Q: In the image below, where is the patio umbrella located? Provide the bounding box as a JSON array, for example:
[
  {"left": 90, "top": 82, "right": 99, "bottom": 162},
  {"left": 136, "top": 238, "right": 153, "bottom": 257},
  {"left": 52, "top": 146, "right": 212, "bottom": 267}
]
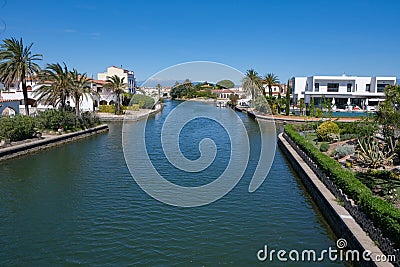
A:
[
  {"left": 331, "top": 97, "right": 335, "bottom": 105},
  {"left": 347, "top": 98, "right": 351, "bottom": 105},
  {"left": 365, "top": 98, "right": 369, "bottom": 106}
]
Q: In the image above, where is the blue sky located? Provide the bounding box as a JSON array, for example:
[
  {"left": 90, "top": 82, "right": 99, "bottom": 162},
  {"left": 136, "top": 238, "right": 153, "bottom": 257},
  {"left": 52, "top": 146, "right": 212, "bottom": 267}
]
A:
[{"left": 1, "top": 0, "right": 399, "bottom": 82}]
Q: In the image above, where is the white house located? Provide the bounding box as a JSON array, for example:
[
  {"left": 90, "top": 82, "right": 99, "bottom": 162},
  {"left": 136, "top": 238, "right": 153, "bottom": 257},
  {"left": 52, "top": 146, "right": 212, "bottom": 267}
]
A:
[
  {"left": 97, "top": 66, "right": 136, "bottom": 93},
  {"left": 262, "top": 84, "right": 284, "bottom": 96},
  {"left": 0, "top": 79, "right": 100, "bottom": 115},
  {"left": 291, "top": 75, "right": 396, "bottom": 109}
]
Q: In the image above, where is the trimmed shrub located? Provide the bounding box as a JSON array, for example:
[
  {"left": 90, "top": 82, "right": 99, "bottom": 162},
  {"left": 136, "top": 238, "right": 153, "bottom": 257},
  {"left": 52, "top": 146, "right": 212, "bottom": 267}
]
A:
[
  {"left": 319, "top": 142, "right": 330, "bottom": 152},
  {"left": 284, "top": 124, "right": 400, "bottom": 248},
  {"left": 317, "top": 121, "right": 340, "bottom": 141},
  {"left": 99, "top": 105, "right": 115, "bottom": 113},
  {"left": 125, "top": 104, "right": 140, "bottom": 111}
]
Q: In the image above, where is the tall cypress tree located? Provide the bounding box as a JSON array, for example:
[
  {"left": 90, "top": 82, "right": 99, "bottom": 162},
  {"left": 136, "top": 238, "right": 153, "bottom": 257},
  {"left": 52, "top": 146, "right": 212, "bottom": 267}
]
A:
[
  {"left": 285, "top": 80, "right": 291, "bottom": 116},
  {"left": 311, "top": 97, "right": 315, "bottom": 117}
]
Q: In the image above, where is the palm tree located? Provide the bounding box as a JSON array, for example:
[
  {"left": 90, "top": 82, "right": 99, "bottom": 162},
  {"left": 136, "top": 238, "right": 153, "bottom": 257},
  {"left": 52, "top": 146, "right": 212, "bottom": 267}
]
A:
[
  {"left": 106, "top": 75, "right": 126, "bottom": 114},
  {"left": 0, "top": 37, "right": 42, "bottom": 115},
  {"left": 264, "top": 73, "right": 279, "bottom": 99},
  {"left": 69, "top": 69, "right": 96, "bottom": 117},
  {"left": 242, "top": 69, "right": 263, "bottom": 100},
  {"left": 35, "top": 63, "right": 71, "bottom": 110}
]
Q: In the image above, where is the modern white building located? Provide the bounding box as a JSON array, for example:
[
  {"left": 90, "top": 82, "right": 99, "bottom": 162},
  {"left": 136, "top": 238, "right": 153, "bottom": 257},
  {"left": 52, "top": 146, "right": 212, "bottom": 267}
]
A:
[
  {"left": 97, "top": 66, "right": 136, "bottom": 93},
  {"left": 291, "top": 75, "right": 396, "bottom": 109}
]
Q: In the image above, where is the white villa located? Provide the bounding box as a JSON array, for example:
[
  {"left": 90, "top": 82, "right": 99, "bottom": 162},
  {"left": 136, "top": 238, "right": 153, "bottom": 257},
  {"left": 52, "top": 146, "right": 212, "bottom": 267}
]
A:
[
  {"left": 262, "top": 83, "right": 287, "bottom": 96},
  {"left": 291, "top": 75, "right": 396, "bottom": 109},
  {"left": 0, "top": 65, "right": 139, "bottom": 116},
  {"left": 97, "top": 66, "right": 136, "bottom": 93},
  {"left": 0, "top": 79, "right": 100, "bottom": 115}
]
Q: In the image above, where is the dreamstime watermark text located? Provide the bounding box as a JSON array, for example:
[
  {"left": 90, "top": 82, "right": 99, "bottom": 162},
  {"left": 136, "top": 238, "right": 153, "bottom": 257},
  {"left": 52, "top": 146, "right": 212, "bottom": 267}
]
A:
[{"left": 257, "top": 238, "right": 397, "bottom": 263}]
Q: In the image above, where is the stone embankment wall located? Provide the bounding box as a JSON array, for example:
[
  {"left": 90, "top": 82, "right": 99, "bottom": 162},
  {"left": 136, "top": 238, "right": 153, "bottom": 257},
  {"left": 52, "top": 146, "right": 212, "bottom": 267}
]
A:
[
  {"left": 278, "top": 133, "right": 394, "bottom": 267},
  {"left": 0, "top": 125, "right": 109, "bottom": 162}
]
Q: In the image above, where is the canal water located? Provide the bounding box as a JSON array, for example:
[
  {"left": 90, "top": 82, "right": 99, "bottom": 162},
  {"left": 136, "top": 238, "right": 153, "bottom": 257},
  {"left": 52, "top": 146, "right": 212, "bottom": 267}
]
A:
[{"left": 0, "top": 100, "right": 343, "bottom": 266}]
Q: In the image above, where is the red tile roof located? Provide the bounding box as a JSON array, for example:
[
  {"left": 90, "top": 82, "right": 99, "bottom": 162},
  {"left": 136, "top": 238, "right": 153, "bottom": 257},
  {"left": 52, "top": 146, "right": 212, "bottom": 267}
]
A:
[
  {"left": 92, "top": 79, "right": 107, "bottom": 85},
  {"left": 212, "top": 89, "right": 234, "bottom": 93}
]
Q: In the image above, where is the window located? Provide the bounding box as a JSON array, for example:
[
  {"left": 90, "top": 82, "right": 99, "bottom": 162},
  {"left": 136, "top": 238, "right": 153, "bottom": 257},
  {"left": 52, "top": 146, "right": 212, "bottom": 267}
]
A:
[
  {"left": 327, "top": 83, "right": 339, "bottom": 92},
  {"left": 315, "top": 83, "right": 319, "bottom": 92},
  {"left": 347, "top": 83, "right": 352, "bottom": 92},
  {"left": 366, "top": 84, "right": 370, "bottom": 92},
  {"left": 377, "top": 84, "right": 386, "bottom": 93}
]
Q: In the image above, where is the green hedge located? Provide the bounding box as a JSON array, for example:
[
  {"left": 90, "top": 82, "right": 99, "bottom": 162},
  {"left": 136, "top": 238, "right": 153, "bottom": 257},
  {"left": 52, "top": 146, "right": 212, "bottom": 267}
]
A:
[
  {"left": 99, "top": 105, "right": 115, "bottom": 113},
  {"left": 284, "top": 124, "right": 400, "bottom": 248}
]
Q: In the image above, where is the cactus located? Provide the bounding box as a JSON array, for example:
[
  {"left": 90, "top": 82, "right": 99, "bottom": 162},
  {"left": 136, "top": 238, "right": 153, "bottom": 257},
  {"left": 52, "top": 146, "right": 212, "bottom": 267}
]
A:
[{"left": 357, "top": 137, "right": 395, "bottom": 168}]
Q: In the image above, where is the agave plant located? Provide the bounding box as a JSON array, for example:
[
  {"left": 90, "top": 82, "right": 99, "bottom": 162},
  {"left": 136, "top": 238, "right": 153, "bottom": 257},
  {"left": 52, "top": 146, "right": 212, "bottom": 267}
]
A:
[{"left": 357, "top": 137, "right": 395, "bottom": 168}]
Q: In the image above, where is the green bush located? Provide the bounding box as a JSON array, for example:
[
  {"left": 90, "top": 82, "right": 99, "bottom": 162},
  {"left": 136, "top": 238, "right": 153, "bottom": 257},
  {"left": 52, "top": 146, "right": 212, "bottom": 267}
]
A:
[
  {"left": 317, "top": 121, "right": 340, "bottom": 141},
  {"left": 216, "top": 79, "right": 235, "bottom": 89},
  {"left": 125, "top": 104, "right": 140, "bottom": 111},
  {"left": 334, "top": 145, "right": 354, "bottom": 158},
  {"left": 36, "top": 109, "right": 99, "bottom": 131},
  {"left": 79, "top": 111, "right": 100, "bottom": 129},
  {"left": 315, "top": 108, "right": 323, "bottom": 118},
  {"left": 0, "top": 110, "right": 100, "bottom": 142},
  {"left": 291, "top": 122, "right": 318, "bottom": 132},
  {"left": 130, "top": 94, "right": 155, "bottom": 109},
  {"left": 340, "top": 133, "right": 358, "bottom": 141},
  {"left": 36, "top": 109, "right": 78, "bottom": 131},
  {"left": 337, "top": 122, "right": 358, "bottom": 135},
  {"left": 284, "top": 124, "right": 400, "bottom": 248},
  {"left": 319, "top": 142, "right": 330, "bottom": 152},
  {"left": 0, "top": 115, "right": 36, "bottom": 141},
  {"left": 99, "top": 105, "right": 115, "bottom": 113}
]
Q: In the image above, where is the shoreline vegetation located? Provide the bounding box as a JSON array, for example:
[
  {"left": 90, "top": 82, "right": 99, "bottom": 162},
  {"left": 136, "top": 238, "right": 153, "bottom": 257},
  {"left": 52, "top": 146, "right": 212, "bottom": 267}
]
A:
[
  {"left": 0, "top": 36, "right": 161, "bottom": 148},
  {"left": 0, "top": 105, "right": 163, "bottom": 156},
  {"left": 96, "top": 103, "right": 163, "bottom": 121},
  {"left": 0, "top": 124, "right": 109, "bottom": 162},
  {"left": 277, "top": 133, "right": 391, "bottom": 267},
  {"left": 0, "top": 108, "right": 100, "bottom": 144},
  {"left": 283, "top": 125, "right": 400, "bottom": 265}
]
